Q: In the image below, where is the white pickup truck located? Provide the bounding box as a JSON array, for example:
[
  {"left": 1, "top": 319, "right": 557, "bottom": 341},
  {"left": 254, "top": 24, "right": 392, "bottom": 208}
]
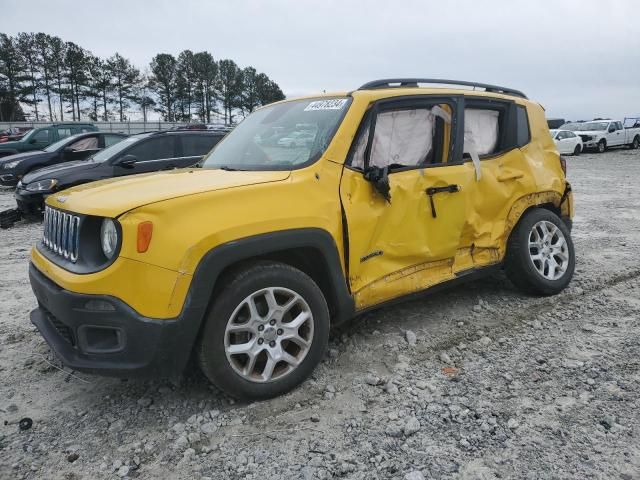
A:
[{"left": 561, "top": 119, "right": 640, "bottom": 153}]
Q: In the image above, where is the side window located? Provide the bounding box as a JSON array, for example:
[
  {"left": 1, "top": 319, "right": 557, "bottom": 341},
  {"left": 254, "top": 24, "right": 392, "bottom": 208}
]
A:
[
  {"left": 33, "top": 129, "right": 50, "bottom": 143},
  {"left": 515, "top": 105, "right": 531, "bottom": 147},
  {"left": 57, "top": 127, "right": 72, "bottom": 140},
  {"left": 125, "top": 136, "right": 175, "bottom": 162},
  {"left": 68, "top": 136, "right": 98, "bottom": 151},
  {"left": 556, "top": 131, "right": 567, "bottom": 140},
  {"left": 104, "top": 134, "right": 125, "bottom": 147},
  {"left": 464, "top": 108, "right": 500, "bottom": 156},
  {"left": 351, "top": 103, "right": 453, "bottom": 169},
  {"left": 181, "top": 135, "right": 223, "bottom": 157},
  {"left": 565, "top": 131, "right": 575, "bottom": 138},
  {"left": 79, "top": 127, "right": 94, "bottom": 133},
  {"left": 616, "top": 121, "right": 623, "bottom": 130}
]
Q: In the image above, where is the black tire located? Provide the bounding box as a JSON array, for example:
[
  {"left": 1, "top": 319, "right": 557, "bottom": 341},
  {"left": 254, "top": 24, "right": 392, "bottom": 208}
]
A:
[
  {"left": 597, "top": 139, "right": 606, "bottom": 153},
  {"left": 505, "top": 208, "right": 575, "bottom": 296},
  {"left": 573, "top": 144, "right": 581, "bottom": 156},
  {"left": 630, "top": 136, "right": 639, "bottom": 150},
  {"left": 197, "top": 261, "right": 330, "bottom": 400}
]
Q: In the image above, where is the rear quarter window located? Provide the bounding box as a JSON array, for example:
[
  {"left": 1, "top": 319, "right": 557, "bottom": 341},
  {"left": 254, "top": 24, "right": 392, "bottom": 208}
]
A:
[{"left": 516, "top": 105, "right": 531, "bottom": 147}]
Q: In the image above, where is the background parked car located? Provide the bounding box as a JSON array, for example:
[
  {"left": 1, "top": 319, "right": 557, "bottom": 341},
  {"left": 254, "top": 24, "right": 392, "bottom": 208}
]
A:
[
  {"left": 561, "top": 119, "right": 640, "bottom": 153},
  {"left": 0, "top": 132, "right": 127, "bottom": 187},
  {"left": 0, "top": 123, "right": 98, "bottom": 158},
  {"left": 547, "top": 118, "right": 566, "bottom": 129},
  {"left": 11, "top": 130, "right": 225, "bottom": 219},
  {"left": 276, "top": 131, "right": 315, "bottom": 148},
  {"left": 550, "top": 129, "right": 582, "bottom": 155},
  {"left": 0, "top": 126, "right": 32, "bottom": 143}
]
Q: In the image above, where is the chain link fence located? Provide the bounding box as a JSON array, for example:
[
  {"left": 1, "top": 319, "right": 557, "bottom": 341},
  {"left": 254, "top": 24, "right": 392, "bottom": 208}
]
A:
[{"left": 0, "top": 121, "right": 232, "bottom": 135}]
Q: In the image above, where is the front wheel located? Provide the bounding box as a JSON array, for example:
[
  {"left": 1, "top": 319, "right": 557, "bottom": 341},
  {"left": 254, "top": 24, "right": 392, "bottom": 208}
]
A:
[
  {"left": 573, "top": 145, "right": 581, "bottom": 156},
  {"left": 505, "top": 209, "right": 575, "bottom": 296},
  {"left": 197, "top": 262, "right": 330, "bottom": 400},
  {"left": 597, "top": 139, "right": 607, "bottom": 153}
]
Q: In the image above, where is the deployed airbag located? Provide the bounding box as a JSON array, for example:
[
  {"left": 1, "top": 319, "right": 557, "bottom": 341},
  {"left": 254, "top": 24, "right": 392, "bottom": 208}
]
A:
[
  {"left": 464, "top": 109, "right": 499, "bottom": 155},
  {"left": 370, "top": 109, "right": 435, "bottom": 167}
]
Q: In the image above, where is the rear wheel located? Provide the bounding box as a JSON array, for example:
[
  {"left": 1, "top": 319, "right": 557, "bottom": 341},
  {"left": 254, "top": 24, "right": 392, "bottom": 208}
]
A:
[
  {"left": 597, "top": 139, "right": 607, "bottom": 153},
  {"left": 573, "top": 144, "right": 581, "bottom": 156},
  {"left": 505, "top": 208, "right": 575, "bottom": 296},
  {"left": 198, "top": 262, "right": 330, "bottom": 400},
  {"left": 630, "top": 136, "right": 639, "bottom": 150}
]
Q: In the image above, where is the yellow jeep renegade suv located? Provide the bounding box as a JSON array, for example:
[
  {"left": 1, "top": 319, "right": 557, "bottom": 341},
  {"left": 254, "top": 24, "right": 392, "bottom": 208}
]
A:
[{"left": 29, "top": 79, "right": 574, "bottom": 400}]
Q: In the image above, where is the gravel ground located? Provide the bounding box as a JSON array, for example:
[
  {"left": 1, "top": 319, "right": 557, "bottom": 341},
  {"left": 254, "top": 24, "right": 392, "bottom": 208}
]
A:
[{"left": 1, "top": 148, "right": 639, "bottom": 480}]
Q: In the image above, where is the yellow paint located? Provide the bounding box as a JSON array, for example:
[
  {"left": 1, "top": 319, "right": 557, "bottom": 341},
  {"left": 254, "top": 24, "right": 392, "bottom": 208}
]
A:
[
  {"left": 31, "top": 246, "right": 190, "bottom": 318},
  {"left": 35, "top": 86, "right": 572, "bottom": 319}
]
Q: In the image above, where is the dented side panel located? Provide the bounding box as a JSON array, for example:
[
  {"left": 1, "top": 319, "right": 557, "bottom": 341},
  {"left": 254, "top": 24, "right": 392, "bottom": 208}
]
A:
[
  {"left": 341, "top": 163, "right": 475, "bottom": 309},
  {"left": 340, "top": 99, "right": 569, "bottom": 310}
]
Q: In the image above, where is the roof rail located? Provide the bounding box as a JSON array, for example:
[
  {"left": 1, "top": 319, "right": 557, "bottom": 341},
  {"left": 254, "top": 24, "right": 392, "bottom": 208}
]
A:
[{"left": 357, "top": 78, "right": 527, "bottom": 99}]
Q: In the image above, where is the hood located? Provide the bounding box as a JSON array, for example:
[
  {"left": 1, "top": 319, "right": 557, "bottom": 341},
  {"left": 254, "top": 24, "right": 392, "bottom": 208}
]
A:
[
  {"left": 575, "top": 130, "right": 604, "bottom": 136},
  {"left": 0, "top": 150, "right": 45, "bottom": 165},
  {"left": 21, "top": 160, "right": 97, "bottom": 184},
  {"left": 47, "top": 168, "right": 291, "bottom": 217}
]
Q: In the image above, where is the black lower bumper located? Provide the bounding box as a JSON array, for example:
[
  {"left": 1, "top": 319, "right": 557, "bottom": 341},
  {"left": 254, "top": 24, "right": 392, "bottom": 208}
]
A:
[
  {"left": 29, "top": 263, "right": 194, "bottom": 379},
  {"left": 0, "top": 173, "right": 18, "bottom": 186},
  {"left": 14, "top": 188, "right": 45, "bottom": 215}
]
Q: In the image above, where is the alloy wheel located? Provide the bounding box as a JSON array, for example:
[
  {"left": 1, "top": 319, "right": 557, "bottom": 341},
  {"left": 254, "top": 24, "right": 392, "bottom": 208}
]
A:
[
  {"left": 528, "top": 220, "right": 570, "bottom": 281},
  {"left": 224, "top": 287, "right": 314, "bottom": 383}
]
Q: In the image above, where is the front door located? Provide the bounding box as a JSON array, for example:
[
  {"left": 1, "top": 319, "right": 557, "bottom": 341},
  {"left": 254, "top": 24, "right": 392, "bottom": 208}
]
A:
[
  {"left": 340, "top": 96, "right": 473, "bottom": 310},
  {"left": 113, "top": 135, "right": 177, "bottom": 176}
]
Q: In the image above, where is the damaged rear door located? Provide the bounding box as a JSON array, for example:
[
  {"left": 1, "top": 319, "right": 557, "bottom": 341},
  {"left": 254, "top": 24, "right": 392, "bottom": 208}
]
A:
[{"left": 340, "top": 95, "right": 475, "bottom": 309}]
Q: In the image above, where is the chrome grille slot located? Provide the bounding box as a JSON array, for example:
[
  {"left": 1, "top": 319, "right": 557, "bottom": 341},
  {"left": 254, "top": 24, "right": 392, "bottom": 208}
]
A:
[{"left": 42, "top": 206, "right": 81, "bottom": 263}]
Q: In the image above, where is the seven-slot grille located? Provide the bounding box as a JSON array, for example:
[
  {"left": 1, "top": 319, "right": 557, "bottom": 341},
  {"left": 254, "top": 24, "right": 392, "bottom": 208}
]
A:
[{"left": 43, "top": 206, "right": 80, "bottom": 262}]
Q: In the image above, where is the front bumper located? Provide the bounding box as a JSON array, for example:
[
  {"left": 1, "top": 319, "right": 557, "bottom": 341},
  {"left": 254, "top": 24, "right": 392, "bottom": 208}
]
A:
[
  {"left": 29, "top": 263, "right": 192, "bottom": 378},
  {"left": 15, "top": 187, "right": 46, "bottom": 215},
  {"left": 0, "top": 173, "right": 18, "bottom": 186}
]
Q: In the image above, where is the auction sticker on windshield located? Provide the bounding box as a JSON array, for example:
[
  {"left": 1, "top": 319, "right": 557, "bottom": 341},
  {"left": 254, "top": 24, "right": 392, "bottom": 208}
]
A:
[{"left": 304, "top": 99, "right": 349, "bottom": 111}]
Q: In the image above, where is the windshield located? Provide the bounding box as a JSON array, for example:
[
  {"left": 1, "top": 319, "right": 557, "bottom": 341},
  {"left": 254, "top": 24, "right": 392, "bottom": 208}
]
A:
[
  {"left": 44, "top": 134, "right": 83, "bottom": 153},
  {"left": 562, "top": 122, "right": 608, "bottom": 131},
  {"left": 90, "top": 135, "right": 142, "bottom": 162},
  {"left": 18, "top": 129, "right": 36, "bottom": 142},
  {"left": 201, "top": 97, "right": 351, "bottom": 170},
  {"left": 549, "top": 130, "right": 558, "bottom": 138}
]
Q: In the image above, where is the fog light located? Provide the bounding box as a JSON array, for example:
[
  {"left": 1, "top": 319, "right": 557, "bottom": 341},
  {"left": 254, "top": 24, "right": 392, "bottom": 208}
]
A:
[{"left": 78, "top": 325, "right": 124, "bottom": 354}]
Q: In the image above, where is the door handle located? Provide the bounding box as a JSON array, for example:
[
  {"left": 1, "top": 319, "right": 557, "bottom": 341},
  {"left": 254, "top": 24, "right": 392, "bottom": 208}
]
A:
[
  {"left": 425, "top": 184, "right": 460, "bottom": 218},
  {"left": 497, "top": 171, "right": 524, "bottom": 182}
]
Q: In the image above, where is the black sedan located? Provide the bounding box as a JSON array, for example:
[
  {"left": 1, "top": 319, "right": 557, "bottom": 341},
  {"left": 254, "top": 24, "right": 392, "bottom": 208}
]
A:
[
  {"left": 0, "top": 132, "right": 127, "bottom": 187},
  {"left": 9, "top": 130, "right": 224, "bottom": 223}
]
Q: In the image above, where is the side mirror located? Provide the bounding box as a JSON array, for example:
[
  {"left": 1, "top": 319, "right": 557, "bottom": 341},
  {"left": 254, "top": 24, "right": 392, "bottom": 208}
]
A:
[
  {"left": 116, "top": 154, "right": 137, "bottom": 168},
  {"left": 63, "top": 146, "right": 75, "bottom": 155}
]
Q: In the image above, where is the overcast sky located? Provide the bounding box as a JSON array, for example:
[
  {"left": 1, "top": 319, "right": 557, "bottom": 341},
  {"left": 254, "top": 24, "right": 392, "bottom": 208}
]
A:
[{"left": 3, "top": 0, "right": 639, "bottom": 120}]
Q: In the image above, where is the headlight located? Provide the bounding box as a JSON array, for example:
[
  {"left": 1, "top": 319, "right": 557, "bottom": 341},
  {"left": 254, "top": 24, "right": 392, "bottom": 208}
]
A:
[
  {"left": 3, "top": 159, "right": 22, "bottom": 169},
  {"left": 100, "top": 218, "right": 119, "bottom": 259},
  {"left": 25, "top": 179, "right": 58, "bottom": 192}
]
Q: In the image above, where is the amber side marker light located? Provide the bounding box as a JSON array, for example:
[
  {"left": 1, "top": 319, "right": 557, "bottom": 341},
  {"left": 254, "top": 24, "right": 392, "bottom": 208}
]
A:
[{"left": 137, "top": 221, "right": 153, "bottom": 253}]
